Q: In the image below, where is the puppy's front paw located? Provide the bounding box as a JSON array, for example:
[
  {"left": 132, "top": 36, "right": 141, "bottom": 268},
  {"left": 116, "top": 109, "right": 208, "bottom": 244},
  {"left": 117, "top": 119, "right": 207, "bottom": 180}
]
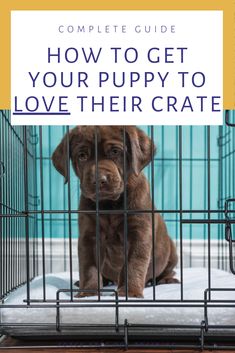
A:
[
  {"left": 74, "top": 291, "right": 95, "bottom": 298},
  {"left": 118, "top": 288, "right": 144, "bottom": 298},
  {"left": 75, "top": 289, "right": 101, "bottom": 298},
  {"left": 158, "top": 277, "right": 180, "bottom": 285}
]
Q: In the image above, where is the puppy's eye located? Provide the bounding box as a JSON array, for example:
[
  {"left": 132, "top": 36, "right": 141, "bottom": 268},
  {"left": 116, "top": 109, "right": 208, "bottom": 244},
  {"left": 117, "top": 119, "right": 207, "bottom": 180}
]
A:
[
  {"left": 78, "top": 152, "right": 88, "bottom": 161},
  {"left": 109, "top": 147, "right": 121, "bottom": 158}
]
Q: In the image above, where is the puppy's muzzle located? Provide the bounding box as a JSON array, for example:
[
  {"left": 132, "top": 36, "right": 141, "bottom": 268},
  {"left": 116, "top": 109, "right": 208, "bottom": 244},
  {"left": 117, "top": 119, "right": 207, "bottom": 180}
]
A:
[{"left": 82, "top": 163, "right": 124, "bottom": 201}]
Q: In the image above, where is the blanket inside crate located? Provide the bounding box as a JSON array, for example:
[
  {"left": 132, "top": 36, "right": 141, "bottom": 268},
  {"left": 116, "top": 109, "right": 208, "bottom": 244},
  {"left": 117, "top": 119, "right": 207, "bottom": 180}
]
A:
[{"left": 1, "top": 268, "right": 235, "bottom": 326}]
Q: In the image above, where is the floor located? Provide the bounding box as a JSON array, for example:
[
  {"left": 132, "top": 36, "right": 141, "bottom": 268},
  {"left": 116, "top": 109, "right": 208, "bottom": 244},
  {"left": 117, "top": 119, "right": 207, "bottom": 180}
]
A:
[
  {"left": 0, "top": 347, "right": 233, "bottom": 353},
  {"left": 0, "top": 348, "right": 233, "bottom": 353},
  {"left": 0, "top": 337, "right": 234, "bottom": 353}
]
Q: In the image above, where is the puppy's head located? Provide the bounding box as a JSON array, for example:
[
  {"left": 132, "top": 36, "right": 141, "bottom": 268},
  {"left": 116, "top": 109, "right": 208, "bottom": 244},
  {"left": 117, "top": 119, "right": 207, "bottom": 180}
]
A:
[{"left": 52, "top": 126, "right": 155, "bottom": 202}]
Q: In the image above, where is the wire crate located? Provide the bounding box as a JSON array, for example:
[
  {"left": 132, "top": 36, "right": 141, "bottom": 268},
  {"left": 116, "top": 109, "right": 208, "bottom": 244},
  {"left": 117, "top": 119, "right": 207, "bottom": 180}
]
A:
[{"left": 0, "top": 110, "right": 235, "bottom": 349}]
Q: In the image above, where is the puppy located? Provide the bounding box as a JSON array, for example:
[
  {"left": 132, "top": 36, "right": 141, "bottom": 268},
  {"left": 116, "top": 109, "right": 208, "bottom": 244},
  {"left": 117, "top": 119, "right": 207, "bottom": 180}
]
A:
[{"left": 52, "top": 126, "right": 178, "bottom": 298}]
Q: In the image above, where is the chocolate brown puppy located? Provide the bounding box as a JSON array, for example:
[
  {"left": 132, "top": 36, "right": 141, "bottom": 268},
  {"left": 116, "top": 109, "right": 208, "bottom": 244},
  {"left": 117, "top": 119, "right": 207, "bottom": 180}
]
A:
[{"left": 52, "top": 126, "right": 178, "bottom": 298}]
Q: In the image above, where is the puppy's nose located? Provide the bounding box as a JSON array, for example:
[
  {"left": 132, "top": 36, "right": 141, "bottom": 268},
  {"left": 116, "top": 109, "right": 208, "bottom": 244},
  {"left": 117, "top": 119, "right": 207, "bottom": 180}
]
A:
[
  {"left": 92, "top": 174, "right": 108, "bottom": 188},
  {"left": 99, "top": 174, "right": 108, "bottom": 187}
]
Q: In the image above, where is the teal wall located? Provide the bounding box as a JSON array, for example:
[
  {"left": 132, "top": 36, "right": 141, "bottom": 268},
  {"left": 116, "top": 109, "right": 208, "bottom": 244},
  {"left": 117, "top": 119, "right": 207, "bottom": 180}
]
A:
[{"left": 36, "top": 114, "right": 235, "bottom": 241}]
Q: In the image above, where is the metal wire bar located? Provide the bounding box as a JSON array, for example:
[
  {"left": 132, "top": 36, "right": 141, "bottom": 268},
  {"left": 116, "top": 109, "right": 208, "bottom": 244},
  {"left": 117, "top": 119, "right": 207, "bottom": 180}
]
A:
[
  {"left": 179, "top": 126, "right": 183, "bottom": 300},
  {"left": 123, "top": 126, "right": 128, "bottom": 300},
  {"left": 62, "top": 126, "right": 67, "bottom": 272},
  {"left": 48, "top": 127, "right": 53, "bottom": 273},
  {"left": 95, "top": 126, "right": 101, "bottom": 300},
  {"left": 207, "top": 127, "right": 211, "bottom": 300},
  {"left": 23, "top": 126, "right": 30, "bottom": 305},
  {"left": 4, "top": 208, "right": 235, "bottom": 214},
  {"left": 66, "top": 126, "right": 73, "bottom": 300},
  {"left": 39, "top": 127, "right": 46, "bottom": 301},
  {"left": 150, "top": 126, "right": 156, "bottom": 300}
]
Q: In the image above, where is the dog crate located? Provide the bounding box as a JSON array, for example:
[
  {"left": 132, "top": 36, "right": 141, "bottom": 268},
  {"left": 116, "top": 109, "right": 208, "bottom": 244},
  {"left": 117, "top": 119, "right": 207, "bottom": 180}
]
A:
[{"left": 0, "top": 109, "right": 235, "bottom": 349}]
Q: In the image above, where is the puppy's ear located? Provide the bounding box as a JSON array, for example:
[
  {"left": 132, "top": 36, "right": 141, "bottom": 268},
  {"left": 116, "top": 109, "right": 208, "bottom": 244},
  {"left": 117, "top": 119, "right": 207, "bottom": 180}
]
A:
[
  {"left": 51, "top": 133, "right": 70, "bottom": 183},
  {"left": 126, "top": 127, "right": 156, "bottom": 176},
  {"left": 52, "top": 129, "right": 76, "bottom": 183}
]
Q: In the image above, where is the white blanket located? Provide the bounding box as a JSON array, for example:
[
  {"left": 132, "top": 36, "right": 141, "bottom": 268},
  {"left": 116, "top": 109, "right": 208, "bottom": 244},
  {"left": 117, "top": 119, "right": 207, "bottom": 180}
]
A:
[{"left": 1, "top": 268, "right": 235, "bottom": 326}]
